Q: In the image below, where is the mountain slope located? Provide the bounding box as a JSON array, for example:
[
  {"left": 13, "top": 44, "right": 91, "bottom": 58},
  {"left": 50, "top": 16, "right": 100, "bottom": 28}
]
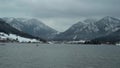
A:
[
  {"left": 54, "top": 18, "right": 98, "bottom": 41},
  {"left": 94, "top": 16, "right": 120, "bottom": 35},
  {"left": 54, "top": 16, "right": 120, "bottom": 41},
  {"left": 3, "top": 17, "right": 58, "bottom": 40},
  {"left": 89, "top": 28, "right": 120, "bottom": 44},
  {"left": 0, "top": 32, "right": 40, "bottom": 43},
  {"left": 0, "top": 18, "right": 46, "bottom": 42}
]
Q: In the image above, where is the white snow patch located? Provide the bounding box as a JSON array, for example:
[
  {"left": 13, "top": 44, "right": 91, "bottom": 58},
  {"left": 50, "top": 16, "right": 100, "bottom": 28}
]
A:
[
  {"left": 0, "top": 32, "right": 40, "bottom": 43},
  {"left": 73, "top": 35, "right": 77, "bottom": 40},
  {"left": 67, "top": 40, "right": 86, "bottom": 44}
]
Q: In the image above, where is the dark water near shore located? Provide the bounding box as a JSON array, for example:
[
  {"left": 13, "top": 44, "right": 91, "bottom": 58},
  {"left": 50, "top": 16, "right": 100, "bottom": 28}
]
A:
[{"left": 0, "top": 43, "right": 120, "bottom": 68}]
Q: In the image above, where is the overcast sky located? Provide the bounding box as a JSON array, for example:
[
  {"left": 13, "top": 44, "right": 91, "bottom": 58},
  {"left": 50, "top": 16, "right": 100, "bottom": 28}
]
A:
[{"left": 0, "top": 0, "right": 120, "bottom": 32}]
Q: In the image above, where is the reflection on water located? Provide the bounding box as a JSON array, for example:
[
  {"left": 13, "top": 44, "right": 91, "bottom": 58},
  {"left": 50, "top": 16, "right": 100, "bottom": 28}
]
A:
[{"left": 0, "top": 43, "right": 120, "bottom": 68}]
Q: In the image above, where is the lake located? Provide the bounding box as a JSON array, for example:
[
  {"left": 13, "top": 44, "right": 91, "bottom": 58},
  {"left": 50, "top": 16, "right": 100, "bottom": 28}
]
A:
[{"left": 0, "top": 43, "right": 120, "bottom": 68}]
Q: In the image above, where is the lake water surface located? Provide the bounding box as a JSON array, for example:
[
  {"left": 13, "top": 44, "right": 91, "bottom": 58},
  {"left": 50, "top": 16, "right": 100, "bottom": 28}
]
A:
[{"left": 0, "top": 43, "right": 120, "bottom": 68}]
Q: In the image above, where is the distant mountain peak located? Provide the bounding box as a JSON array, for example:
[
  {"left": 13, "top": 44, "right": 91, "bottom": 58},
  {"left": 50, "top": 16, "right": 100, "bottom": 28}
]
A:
[
  {"left": 101, "top": 16, "right": 119, "bottom": 22},
  {"left": 2, "top": 17, "right": 58, "bottom": 40},
  {"left": 0, "top": 19, "right": 46, "bottom": 42},
  {"left": 73, "top": 21, "right": 86, "bottom": 26},
  {"left": 103, "top": 16, "right": 113, "bottom": 19},
  {"left": 54, "top": 16, "right": 120, "bottom": 41},
  {"left": 83, "top": 18, "right": 97, "bottom": 24}
]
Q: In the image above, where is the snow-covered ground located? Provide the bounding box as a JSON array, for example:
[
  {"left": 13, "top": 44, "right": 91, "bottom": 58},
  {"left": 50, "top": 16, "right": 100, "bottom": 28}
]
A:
[
  {"left": 0, "top": 32, "right": 40, "bottom": 43},
  {"left": 67, "top": 40, "right": 86, "bottom": 44}
]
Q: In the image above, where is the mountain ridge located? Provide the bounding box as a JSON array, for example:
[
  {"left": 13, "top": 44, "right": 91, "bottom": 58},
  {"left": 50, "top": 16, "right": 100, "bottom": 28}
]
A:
[
  {"left": 0, "top": 18, "right": 46, "bottom": 42},
  {"left": 2, "top": 17, "right": 58, "bottom": 40},
  {"left": 54, "top": 16, "right": 120, "bottom": 41}
]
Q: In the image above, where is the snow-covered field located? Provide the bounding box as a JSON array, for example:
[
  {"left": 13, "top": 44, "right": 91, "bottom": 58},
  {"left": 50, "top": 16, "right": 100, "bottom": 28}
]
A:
[{"left": 0, "top": 32, "right": 40, "bottom": 43}]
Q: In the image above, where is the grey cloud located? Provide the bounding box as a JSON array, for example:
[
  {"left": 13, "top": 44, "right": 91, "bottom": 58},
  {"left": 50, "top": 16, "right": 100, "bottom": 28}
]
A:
[
  {"left": 1, "top": 0, "right": 120, "bottom": 17},
  {"left": 0, "top": 0, "right": 120, "bottom": 31}
]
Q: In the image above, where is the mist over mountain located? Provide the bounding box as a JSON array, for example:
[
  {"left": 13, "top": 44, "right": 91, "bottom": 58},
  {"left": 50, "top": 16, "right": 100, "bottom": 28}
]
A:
[
  {"left": 2, "top": 17, "right": 58, "bottom": 40},
  {"left": 0, "top": 18, "right": 46, "bottom": 42},
  {"left": 54, "top": 16, "right": 120, "bottom": 41},
  {"left": 1, "top": 16, "right": 120, "bottom": 43}
]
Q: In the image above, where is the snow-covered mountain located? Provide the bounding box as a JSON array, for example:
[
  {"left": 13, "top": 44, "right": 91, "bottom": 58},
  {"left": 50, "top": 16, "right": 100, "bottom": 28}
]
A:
[
  {"left": 2, "top": 16, "right": 120, "bottom": 42},
  {"left": 2, "top": 17, "right": 58, "bottom": 40},
  {"left": 0, "top": 18, "right": 46, "bottom": 43},
  {"left": 54, "top": 16, "right": 120, "bottom": 41}
]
